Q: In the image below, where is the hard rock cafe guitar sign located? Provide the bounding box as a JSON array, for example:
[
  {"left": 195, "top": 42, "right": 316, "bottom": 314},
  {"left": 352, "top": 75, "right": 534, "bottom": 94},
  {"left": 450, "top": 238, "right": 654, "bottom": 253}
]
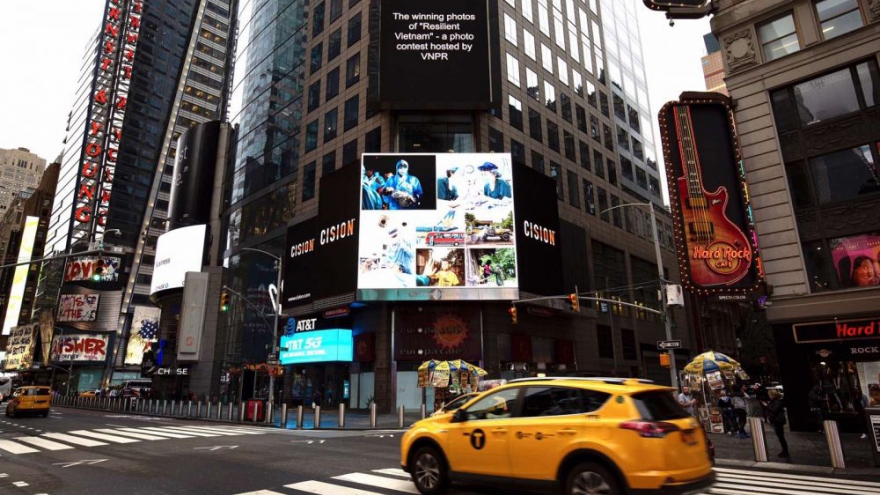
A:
[{"left": 660, "top": 93, "right": 763, "bottom": 294}]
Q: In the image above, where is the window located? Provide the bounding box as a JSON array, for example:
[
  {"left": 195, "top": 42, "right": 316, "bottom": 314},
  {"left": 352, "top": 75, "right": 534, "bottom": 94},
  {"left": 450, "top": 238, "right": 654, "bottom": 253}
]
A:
[
  {"left": 579, "top": 141, "right": 590, "bottom": 170},
  {"left": 326, "top": 67, "right": 340, "bottom": 100},
  {"left": 649, "top": 176, "right": 662, "bottom": 198},
  {"left": 365, "top": 126, "right": 381, "bottom": 152},
  {"left": 567, "top": 170, "right": 580, "bottom": 207},
  {"left": 621, "top": 328, "right": 637, "bottom": 360},
  {"left": 463, "top": 388, "right": 520, "bottom": 421},
  {"left": 771, "top": 65, "right": 866, "bottom": 131},
  {"left": 598, "top": 187, "right": 608, "bottom": 221},
  {"left": 522, "top": 0, "right": 533, "bottom": 22},
  {"left": 599, "top": 92, "right": 609, "bottom": 117},
  {"left": 520, "top": 387, "right": 610, "bottom": 417},
  {"left": 564, "top": 131, "right": 576, "bottom": 161},
  {"left": 816, "top": 0, "right": 862, "bottom": 40},
  {"left": 545, "top": 81, "right": 556, "bottom": 112},
  {"left": 527, "top": 69, "right": 540, "bottom": 101},
  {"left": 509, "top": 95, "right": 524, "bottom": 130},
  {"left": 758, "top": 13, "right": 800, "bottom": 62},
  {"left": 531, "top": 151, "right": 545, "bottom": 174},
  {"left": 586, "top": 82, "right": 597, "bottom": 108},
  {"left": 529, "top": 108, "right": 543, "bottom": 143},
  {"left": 636, "top": 168, "right": 648, "bottom": 189},
  {"left": 806, "top": 145, "right": 878, "bottom": 204},
  {"left": 524, "top": 30, "right": 536, "bottom": 60},
  {"left": 310, "top": 43, "right": 323, "bottom": 74},
  {"left": 329, "top": 0, "right": 342, "bottom": 22},
  {"left": 613, "top": 93, "right": 626, "bottom": 121},
  {"left": 594, "top": 150, "right": 605, "bottom": 178},
  {"left": 616, "top": 125, "right": 629, "bottom": 151},
  {"left": 583, "top": 178, "right": 595, "bottom": 214},
  {"left": 551, "top": 161, "right": 563, "bottom": 199},
  {"left": 328, "top": 29, "right": 342, "bottom": 60},
  {"left": 621, "top": 157, "right": 634, "bottom": 180},
  {"left": 489, "top": 127, "right": 504, "bottom": 152},
  {"left": 313, "top": 1, "right": 325, "bottom": 37},
  {"left": 610, "top": 195, "right": 622, "bottom": 227},
  {"left": 505, "top": 13, "right": 518, "bottom": 45},
  {"left": 603, "top": 124, "right": 614, "bottom": 151},
  {"left": 343, "top": 138, "right": 358, "bottom": 166},
  {"left": 305, "top": 120, "right": 319, "bottom": 151},
  {"left": 557, "top": 56, "right": 569, "bottom": 85},
  {"left": 308, "top": 81, "right": 321, "bottom": 112},
  {"left": 344, "top": 95, "right": 359, "bottom": 130},
  {"left": 590, "top": 115, "right": 600, "bottom": 140},
  {"left": 511, "top": 138, "right": 526, "bottom": 166},
  {"left": 346, "top": 53, "right": 361, "bottom": 87},
  {"left": 348, "top": 13, "right": 362, "bottom": 46},
  {"left": 576, "top": 105, "right": 587, "bottom": 133},
  {"left": 547, "top": 121, "right": 560, "bottom": 151},
  {"left": 302, "top": 161, "right": 317, "bottom": 201},
  {"left": 632, "top": 138, "right": 644, "bottom": 160},
  {"left": 541, "top": 43, "right": 553, "bottom": 73},
  {"left": 560, "top": 93, "right": 572, "bottom": 123},
  {"left": 322, "top": 151, "right": 336, "bottom": 175},
  {"left": 324, "top": 108, "right": 338, "bottom": 142},
  {"left": 607, "top": 159, "right": 617, "bottom": 186},
  {"left": 596, "top": 325, "right": 614, "bottom": 358},
  {"left": 507, "top": 53, "right": 521, "bottom": 87}
]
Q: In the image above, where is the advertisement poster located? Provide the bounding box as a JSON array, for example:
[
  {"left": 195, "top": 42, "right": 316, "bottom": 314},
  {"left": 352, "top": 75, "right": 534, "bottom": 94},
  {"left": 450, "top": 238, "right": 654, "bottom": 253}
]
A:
[
  {"left": 124, "top": 306, "right": 161, "bottom": 365},
  {"left": 830, "top": 233, "right": 880, "bottom": 289},
  {"left": 63, "top": 255, "right": 121, "bottom": 283},
  {"left": 511, "top": 164, "right": 564, "bottom": 296},
  {"left": 359, "top": 153, "right": 518, "bottom": 301},
  {"left": 4, "top": 324, "right": 37, "bottom": 370},
  {"left": 2, "top": 216, "right": 38, "bottom": 336},
  {"left": 52, "top": 333, "right": 110, "bottom": 363},
  {"left": 56, "top": 294, "right": 100, "bottom": 322},
  {"left": 152, "top": 224, "right": 206, "bottom": 294},
  {"left": 659, "top": 96, "right": 763, "bottom": 293},
  {"left": 394, "top": 307, "right": 481, "bottom": 361}
]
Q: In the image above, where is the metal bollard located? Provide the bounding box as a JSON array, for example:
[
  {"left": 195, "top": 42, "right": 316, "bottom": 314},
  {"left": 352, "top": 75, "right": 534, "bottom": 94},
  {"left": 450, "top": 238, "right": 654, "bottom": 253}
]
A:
[
  {"left": 824, "top": 420, "right": 846, "bottom": 469},
  {"left": 172, "top": 401, "right": 178, "bottom": 416},
  {"left": 207, "top": 401, "right": 213, "bottom": 419},
  {"left": 370, "top": 402, "right": 377, "bottom": 428},
  {"left": 398, "top": 405, "right": 405, "bottom": 428},
  {"left": 197, "top": 401, "right": 203, "bottom": 418},
  {"left": 218, "top": 402, "right": 225, "bottom": 420},
  {"left": 748, "top": 417, "right": 768, "bottom": 462},
  {"left": 296, "top": 405, "right": 304, "bottom": 429},
  {"left": 338, "top": 402, "right": 345, "bottom": 428},
  {"left": 314, "top": 406, "right": 321, "bottom": 429},
  {"left": 265, "top": 401, "right": 273, "bottom": 424},
  {"left": 421, "top": 403, "right": 427, "bottom": 420},
  {"left": 239, "top": 402, "right": 246, "bottom": 422},
  {"left": 162, "top": 400, "right": 168, "bottom": 416},
  {"left": 187, "top": 400, "right": 193, "bottom": 418},
  {"left": 281, "top": 403, "right": 289, "bottom": 428},
  {"left": 229, "top": 402, "right": 235, "bottom": 421}
]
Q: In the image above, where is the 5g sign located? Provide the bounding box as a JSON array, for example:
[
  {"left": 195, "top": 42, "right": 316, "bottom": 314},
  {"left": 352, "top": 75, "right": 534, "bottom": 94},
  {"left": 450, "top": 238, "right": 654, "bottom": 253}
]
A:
[{"left": 279, "top": 329, "right": 353, "bottom": 365}]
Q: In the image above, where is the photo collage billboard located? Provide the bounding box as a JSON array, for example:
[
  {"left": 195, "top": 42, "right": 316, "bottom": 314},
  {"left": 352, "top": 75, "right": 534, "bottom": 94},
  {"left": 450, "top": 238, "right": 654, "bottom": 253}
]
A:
[{"left": 359, "top": 153, "right": 518, "bottom": 301}]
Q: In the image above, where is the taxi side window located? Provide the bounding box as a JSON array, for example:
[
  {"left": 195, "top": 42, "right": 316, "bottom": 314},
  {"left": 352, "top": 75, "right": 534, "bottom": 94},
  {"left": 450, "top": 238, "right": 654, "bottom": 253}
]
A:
[
  {"left": 464, "top": 388, "right": 519, "bottom": 421},
  {"left": 520, "top": 387, "right": 611, "bottom": 417}
]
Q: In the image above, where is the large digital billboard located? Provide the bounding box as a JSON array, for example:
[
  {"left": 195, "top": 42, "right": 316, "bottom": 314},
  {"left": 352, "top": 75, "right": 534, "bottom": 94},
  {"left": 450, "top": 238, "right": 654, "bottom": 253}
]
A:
[
  {"left": 378, "top": 0, "right": 501, "bottom": 109},
  {"left": 279, "top": 329, "right": 353, "bottom": 365},
  {"left": 2, "top": 216, "right": 38, "bottom": 336},
  {"left": 359, "top": 153, "right": 518, "bottom": 301},
  {"left": 659, "top": 93, "right": 764, "bottom": 295},
  {"left": 151, "top": 224, "right": 207, "bottom": 294}
]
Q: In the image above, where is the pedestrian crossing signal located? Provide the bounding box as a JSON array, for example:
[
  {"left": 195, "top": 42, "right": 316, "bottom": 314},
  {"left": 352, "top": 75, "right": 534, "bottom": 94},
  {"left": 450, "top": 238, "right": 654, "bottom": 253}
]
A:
[
  {"left": 220, "top": 290, "right": 230, "bottom": 312},
  {"left": 508, "top": 306, "right": 518, "bottom": 324},
  {"left": 568, "top": 293, "right": 580, "bottom": 311}
]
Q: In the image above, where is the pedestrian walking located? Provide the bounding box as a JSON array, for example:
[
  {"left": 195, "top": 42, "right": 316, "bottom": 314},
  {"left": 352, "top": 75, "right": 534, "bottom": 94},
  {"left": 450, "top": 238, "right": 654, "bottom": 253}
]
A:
[
  {"left": 731, "top": 390, "right": 750, "bottom": 439},
  {"left": 764, "top": 389, "right": 789, "bottom": 458}
]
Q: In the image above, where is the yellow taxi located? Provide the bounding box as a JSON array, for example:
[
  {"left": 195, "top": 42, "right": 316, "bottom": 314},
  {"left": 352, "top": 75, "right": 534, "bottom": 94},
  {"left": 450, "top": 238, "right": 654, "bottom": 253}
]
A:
[
  {"left": 5, "top": 386, "right": 52, "bottom": 418},
  {"left": 401, "top": 377, "right": 714, "bottom": 495}
]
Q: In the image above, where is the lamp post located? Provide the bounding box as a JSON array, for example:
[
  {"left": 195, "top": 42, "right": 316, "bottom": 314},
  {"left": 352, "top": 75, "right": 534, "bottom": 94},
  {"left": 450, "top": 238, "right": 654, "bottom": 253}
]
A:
[
  {"left": 599, "top": 202, "right": 679, "bottom": 390},
  {"left": 240, "top": 247, "right": 282, "bottom": 407}
]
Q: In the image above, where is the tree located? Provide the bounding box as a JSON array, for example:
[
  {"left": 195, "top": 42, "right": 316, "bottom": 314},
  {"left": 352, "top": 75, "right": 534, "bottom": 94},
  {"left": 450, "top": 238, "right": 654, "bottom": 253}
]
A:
[{"left": 500, "top": 211, "right": 513, "bottom": 230}]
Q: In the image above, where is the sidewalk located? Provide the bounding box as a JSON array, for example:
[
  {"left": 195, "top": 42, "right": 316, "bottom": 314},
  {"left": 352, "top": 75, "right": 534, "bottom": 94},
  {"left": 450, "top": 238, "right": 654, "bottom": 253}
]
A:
[{"left": 709, "top": 421, "right": 880, "bottom": 475}]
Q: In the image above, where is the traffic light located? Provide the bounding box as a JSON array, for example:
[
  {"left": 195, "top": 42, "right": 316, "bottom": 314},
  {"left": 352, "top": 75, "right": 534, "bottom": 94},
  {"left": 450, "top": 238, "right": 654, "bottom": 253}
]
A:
[
  {"left": 508, "top": 305, "right": 518, "bottom": 324},
  {"left": 660, "top": 352, "right": 671, "bottom": 368},
  {"left": 220, "top": 290, "right": 230, "bottom": 312},
  {"left": 568, "top": 293, "right": 580, "bottom": 311},
  {"left": 92, "top": 259, "right": 105, "bottom": 281}
]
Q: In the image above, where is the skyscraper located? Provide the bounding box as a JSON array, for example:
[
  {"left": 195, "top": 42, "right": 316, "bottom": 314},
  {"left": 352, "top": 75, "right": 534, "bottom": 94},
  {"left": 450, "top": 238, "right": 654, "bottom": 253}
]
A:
[
  {"left": 224, "top": 0, "right": 693, "bottom": 410},
  {"left": 0, "top": 147, "right": 46, "bottom": 216}
]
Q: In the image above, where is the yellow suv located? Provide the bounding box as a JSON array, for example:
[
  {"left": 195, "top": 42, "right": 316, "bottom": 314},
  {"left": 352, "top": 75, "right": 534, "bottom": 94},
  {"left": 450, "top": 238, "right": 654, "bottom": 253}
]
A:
[
  {"left": 401, "top": 377, "right": 714, "bottom": 495},
  {"left": 6, "top": 386, "right": 52, "bottom": 418}
]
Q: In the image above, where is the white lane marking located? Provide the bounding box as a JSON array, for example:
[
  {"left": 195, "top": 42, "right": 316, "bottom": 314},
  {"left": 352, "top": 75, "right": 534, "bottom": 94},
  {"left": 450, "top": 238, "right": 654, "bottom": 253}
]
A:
[
  {"left": 42, "top": 432, "right": 108, "bottom": 447},
  {"left": 712, "top": 482, "right": 880, "bottom": 495},
  {"left": 333, "top": 473, "right": 419, "bottom": 494},
  {"left": 67, "top": 430, "right": 140, "bottom": 444},
  {"left": 15, "top": 436, "right": 75, "bottom": 450},
  {"left": 13, "top": 481, "right": 28, "bottom": 487},
  {"left": 283, "top": 480, "right": 386, "bottom": 495},
  {"left": 96, "top": 429, "right": 168, "bottom": 441},
  {"left": 372, "top": 468, "right": 409, "bottom": 478},
  {"left": 129, "top": 427, "right": 197, "bottom": 438},
  {"left": 0, "top": 440, "right": 40, "bottom": 454},
  {"left": 154, "top": 427, "right": 221, "bottom": 437},
  {"left": 185, "top": 426, "right": 265, "bottom": 435},
  {"left": 717, "top": 473, "right": 880, "bottom": 494},
  {"left": 714, "top": 467, "right": 880, "bottom": 488},
  {"left": 233, "top": 490, "right": 286, "bottom": 495}
]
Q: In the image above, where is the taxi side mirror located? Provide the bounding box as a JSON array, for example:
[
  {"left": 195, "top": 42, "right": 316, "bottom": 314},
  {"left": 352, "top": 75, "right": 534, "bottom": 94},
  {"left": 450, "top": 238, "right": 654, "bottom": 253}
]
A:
[{"left": 452, "top": 409, "right": 467, "bottom": 423}]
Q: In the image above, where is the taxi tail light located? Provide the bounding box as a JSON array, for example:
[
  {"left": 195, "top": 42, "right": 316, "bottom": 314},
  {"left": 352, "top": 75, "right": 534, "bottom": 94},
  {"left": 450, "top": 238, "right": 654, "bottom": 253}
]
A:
[{"left": 619, "top": 420, "right": 680, "bottom": 438}]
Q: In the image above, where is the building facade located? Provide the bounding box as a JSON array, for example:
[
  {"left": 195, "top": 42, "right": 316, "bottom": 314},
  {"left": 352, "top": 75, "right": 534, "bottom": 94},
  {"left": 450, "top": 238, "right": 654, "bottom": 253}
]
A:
[
  {"left": 223, "top": 0, "right": 696, "bottom": 411},
  {"left": 0, "top": 148, "right": 46, "bottom": 216},
  {"left": 701, "top": 34, "right": 728, "bottom": 95},
  {"left": 711, "top": 0, "right": 880, "bottom": 430}
]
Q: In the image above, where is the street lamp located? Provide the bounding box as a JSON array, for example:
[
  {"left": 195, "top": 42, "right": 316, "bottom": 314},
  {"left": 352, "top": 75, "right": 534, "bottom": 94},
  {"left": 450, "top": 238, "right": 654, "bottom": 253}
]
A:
[
  {"left": 599, "top": 202, "right": 679, "bottom": 390},
  {"left": 239, "top": 247, "right": 282, "bottom": 407}
]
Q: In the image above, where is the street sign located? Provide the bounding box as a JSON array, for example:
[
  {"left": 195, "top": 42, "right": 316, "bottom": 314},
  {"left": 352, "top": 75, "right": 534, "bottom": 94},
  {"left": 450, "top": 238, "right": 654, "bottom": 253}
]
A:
[
  {"left": 657, "top": 340, "right": 682, "bottom": 350},
  {"left": 267, "top": 360, "right": 281, "bottom": 366}
]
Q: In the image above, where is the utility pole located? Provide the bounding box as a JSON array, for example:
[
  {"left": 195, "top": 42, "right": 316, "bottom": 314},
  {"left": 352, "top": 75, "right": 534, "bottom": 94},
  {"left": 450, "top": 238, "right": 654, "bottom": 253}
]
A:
[{"left": 239, "top": 248, "right": 282, "bottom": 408}]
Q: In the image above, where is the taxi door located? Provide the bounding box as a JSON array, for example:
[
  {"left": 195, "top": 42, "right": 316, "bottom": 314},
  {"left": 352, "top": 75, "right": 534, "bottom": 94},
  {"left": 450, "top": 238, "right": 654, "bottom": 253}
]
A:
[
  {"left": 508, "top": 386, "right": 611, "bottom": 480},
  {"left": 444, "top": 387, "right": 521, "bottom": 478}
]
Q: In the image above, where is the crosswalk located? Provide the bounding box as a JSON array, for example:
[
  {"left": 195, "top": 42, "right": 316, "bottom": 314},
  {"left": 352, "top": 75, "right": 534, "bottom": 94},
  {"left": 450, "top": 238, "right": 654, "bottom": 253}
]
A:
[
  {"left": 0, "top": 424, "right": 267, "bottom": 455},
  {"left": 232, "top": 466, "right": 880, "bottom": 495}
]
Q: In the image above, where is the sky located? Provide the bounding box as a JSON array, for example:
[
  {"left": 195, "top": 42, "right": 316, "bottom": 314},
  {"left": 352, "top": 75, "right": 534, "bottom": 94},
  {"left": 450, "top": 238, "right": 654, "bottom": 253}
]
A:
[{"left": 0, "top": 0, "right": 711, "bottom": 202}]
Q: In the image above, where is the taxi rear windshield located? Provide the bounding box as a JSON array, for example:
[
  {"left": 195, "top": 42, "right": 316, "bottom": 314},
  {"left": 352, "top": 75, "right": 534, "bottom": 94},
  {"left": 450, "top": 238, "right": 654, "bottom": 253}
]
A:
[
  {"left": 631, "top": 390, "right": 690, "bottom": 420},
  {"left": 25, "top": 388, "right": 51, "bottom": 396}
]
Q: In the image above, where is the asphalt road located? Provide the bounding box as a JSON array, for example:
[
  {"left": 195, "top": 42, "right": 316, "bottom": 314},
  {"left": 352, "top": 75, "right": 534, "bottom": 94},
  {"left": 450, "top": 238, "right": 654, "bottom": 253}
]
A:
[{"left": 1, "top": 406, "right": 878, "bottom": 495}]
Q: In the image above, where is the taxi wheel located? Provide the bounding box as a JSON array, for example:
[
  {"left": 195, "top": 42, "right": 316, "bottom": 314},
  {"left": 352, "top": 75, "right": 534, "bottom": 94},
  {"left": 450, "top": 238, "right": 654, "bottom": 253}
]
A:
[
  {"left": 410, "top": 445, "right": 448, "bottom": 495},
  {"left": 565, "top": 462, "right": 620, "bottom": 495}
]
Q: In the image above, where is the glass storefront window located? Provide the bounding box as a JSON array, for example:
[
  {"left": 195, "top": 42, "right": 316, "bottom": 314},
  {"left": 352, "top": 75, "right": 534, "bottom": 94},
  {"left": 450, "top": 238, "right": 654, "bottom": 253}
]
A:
[{"left": 857, "top": 362, "right": 880, "bottom": 407}]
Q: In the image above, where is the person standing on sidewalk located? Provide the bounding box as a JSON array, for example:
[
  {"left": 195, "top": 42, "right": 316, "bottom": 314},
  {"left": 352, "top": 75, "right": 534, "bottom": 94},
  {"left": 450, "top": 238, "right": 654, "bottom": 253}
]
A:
[
  {"left": 678, "top": 386, "right": 697, "bottom": 416},
  {"left": 731, "top": 390, "right": 750, "bottom": 439},
  {"left": 764, "top": 389, "right": 790, "bottom": 458},
  {"left": 808, "top": 383, "right": 826, "bottom": 433}
]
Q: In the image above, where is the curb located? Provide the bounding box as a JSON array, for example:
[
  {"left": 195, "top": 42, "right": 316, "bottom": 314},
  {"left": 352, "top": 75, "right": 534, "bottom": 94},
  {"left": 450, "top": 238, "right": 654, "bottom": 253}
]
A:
[{"left": 716, "top": 458, "right": 880, "bottom": 476}]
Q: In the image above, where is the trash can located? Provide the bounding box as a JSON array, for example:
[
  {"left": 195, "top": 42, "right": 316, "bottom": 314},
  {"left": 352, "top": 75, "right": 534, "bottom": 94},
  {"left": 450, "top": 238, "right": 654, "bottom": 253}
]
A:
[{"left": 246, "top": 399, "right": 265, "bottom": 422}]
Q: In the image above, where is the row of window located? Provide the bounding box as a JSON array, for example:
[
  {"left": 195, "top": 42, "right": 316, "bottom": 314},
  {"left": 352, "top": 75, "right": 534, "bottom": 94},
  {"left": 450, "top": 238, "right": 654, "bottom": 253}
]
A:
[
  {"left": 301, "top": 126, "right": 381, "bottom": 202},
  {"left": 310, "top": 13, "right": 362, "bottom": 76},
  {"left": 759, "top": 0, "right": 865, "bottom": 63}
]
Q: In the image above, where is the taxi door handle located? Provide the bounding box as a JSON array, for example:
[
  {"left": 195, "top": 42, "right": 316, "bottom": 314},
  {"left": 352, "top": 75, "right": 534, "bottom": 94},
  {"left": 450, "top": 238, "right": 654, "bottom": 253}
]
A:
[
  {"left": 558, "top": 429, "right": 578, "bottom": 435},
  {"left": 492, "top": 428, "right": 508, "bottom": 434}
]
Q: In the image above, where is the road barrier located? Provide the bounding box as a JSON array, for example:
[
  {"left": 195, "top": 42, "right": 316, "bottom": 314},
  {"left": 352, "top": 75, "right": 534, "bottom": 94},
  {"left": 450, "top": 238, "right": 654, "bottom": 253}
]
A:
[
  {"left": 314, "top": 405, "right": 321, "bottom": 428},
  {"left": 370, "top": 402, "right": 377, "bottom": 428},
  {"left": 824, "top": 420, "right": 846, "bottom": 469},
  {"left": 748, "top": 417, "right": 768, "bottom": 462},
  {"left": 398, "top": 405, "right": 405, "bottom": 428}
]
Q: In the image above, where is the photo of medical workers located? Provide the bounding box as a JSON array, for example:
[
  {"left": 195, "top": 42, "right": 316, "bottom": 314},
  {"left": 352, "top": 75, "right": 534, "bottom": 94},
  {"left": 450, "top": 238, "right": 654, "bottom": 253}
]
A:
[{"left": 361, "top": 155, "right": 437, "bottom": 211}]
